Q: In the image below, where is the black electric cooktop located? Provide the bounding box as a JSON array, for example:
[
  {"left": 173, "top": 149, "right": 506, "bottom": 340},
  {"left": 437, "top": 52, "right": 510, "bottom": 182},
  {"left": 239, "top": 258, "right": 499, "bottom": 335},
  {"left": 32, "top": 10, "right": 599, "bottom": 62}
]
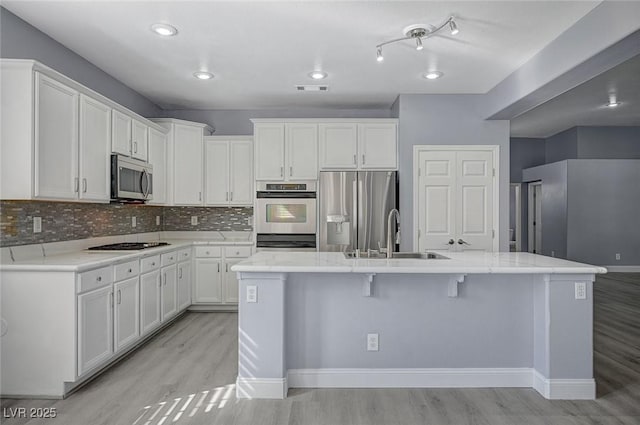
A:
[{"left": 88, "top": 242, "right": 170, "bottom": 251}]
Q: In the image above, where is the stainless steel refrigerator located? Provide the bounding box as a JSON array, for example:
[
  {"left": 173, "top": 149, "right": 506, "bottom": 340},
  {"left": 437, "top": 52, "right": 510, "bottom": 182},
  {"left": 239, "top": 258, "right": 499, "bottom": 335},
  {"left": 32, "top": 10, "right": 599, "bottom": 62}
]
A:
[{"left": 319, "top": 171, "right": 397, "bottom": 252}]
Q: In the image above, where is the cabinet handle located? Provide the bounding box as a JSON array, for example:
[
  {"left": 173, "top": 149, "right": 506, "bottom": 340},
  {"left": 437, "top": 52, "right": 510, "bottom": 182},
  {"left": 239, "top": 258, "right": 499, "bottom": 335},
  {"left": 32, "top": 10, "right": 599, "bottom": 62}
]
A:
[
  {"left": 74, "top": 177, "right": 79, "bottom": 193},
  {"left": 163, "top": 273, "right": 166, "bottom": 286},
  {"left": 280, "top": 167, "right": 284, "bottom": 177},
  {"left": 151, "top": 262, "right": 155, "bottom": 266},
  {"left": 362, "top": 154, "right": 365, "bottom": 165},
  {"left": 230, "top": 192, "right": 233, "bottom": 201},
  {"left": 226, "top": 263, "right": 229, "bottom": 272},
  {"left": 199, "top": 192, "right": 202, "bottom": 201},
  {"left": 97, "top": 276, "right": 102, "bottom": 282},
  {"left": 217, "top": 263, "right": 220, "bottom": 273},
  {"left": 289, "top": 166, "right": 293, "bottom": 177},
  {"left": 353, "top": 155, "right": 356, "bottom": 165},
  {"left": 128, "top": 268, "right": 132, "bottom": 273},
  {"left": 179, "top": 268, "right": 182, "bottom": 279},
  {"left": 226, "top": 192, "right": 228, "bottom": 201},
  {"left": 134, "top": 141, "right": 138, "bottom": 153},
  {"left": 117, "top": 289, "right": 121, "bottom": 305},
  {"left": 82, "top": 178, "right": 87, "bottom": 193}
]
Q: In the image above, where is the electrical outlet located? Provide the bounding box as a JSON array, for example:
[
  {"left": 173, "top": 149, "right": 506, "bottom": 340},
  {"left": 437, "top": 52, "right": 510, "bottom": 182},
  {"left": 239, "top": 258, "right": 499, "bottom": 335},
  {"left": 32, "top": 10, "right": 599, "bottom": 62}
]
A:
[
  {"left": 246, "top": 285, "right": 257, "bottom": 303},
  {"left": 367, "top": 333, "right": 379, "bottom": 351},
  {"left": 156, "top": 215, "right": 161, "bottom": 226},
  {"left": 131, "top": 216, "right": 137, "bottom": 228},
  {"left": 615, "top": 253, "right": 621, "bottom": 261},
  {"left": 33, "top": 217, "right": 42, "bottom": 233},
  {"left": 191, "top": 216, "right": 198, "bottom": 226},
  {"left": 575, "top": 282, "right": 587, "bottom": 300},
  {"left": 551, "top": 251, "right": 555, "bottom": 257}
]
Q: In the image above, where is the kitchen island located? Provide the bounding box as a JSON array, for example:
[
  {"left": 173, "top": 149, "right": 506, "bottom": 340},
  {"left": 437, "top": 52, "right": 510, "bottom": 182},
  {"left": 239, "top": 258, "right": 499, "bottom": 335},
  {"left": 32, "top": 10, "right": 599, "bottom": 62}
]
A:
[{"left": 232, "top": 251, "right": 606, "bottom": 400}]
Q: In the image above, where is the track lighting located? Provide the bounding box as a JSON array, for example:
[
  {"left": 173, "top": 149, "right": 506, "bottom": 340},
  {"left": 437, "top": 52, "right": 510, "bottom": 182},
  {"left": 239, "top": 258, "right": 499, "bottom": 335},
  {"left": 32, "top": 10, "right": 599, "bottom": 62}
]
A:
[{"left": 375, "top": 16, "right": 458, "bottom": 62}]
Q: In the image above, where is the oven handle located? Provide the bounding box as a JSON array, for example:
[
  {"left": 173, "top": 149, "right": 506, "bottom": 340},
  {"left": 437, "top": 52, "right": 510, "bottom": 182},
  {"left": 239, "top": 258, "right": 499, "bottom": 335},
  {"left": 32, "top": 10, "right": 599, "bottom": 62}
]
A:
[{"left": 256, "top": 191, "right": 316, "bottom": 198}]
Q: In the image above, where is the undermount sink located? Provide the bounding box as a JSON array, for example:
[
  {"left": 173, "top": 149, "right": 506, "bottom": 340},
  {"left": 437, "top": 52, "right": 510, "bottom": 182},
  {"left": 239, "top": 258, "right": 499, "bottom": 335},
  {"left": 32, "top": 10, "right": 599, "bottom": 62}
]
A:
[{"left": 343, "top": 251, "right": 449, "bottom": 260}]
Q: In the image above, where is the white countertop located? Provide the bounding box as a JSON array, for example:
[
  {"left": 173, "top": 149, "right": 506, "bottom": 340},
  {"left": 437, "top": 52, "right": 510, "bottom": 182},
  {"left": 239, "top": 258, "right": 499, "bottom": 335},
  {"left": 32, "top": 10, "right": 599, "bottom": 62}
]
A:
[
  {"left": 0, "top": 232, "right": 253, "bottom": 272},
  {"left": 231, "top": 251, "right": 607, "bottom": 275}
]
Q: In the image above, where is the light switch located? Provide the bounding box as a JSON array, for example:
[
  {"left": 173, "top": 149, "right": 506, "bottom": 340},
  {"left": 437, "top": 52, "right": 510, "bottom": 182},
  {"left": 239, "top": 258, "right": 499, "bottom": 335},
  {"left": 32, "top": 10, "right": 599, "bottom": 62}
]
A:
[
  {"left": 132, "top": 216, "right": 137, "bottom": 228},
  {"left": 246, "top": 285, "right": 257, "bottom": 303},
  {"left": 191, "top": 216, "right": 198, "bottom": 226}
]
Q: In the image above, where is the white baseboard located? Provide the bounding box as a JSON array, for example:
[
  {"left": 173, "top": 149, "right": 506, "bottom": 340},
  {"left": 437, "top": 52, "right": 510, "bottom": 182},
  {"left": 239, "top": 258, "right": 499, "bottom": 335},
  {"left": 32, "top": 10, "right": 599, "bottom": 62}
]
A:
[
  {"left": 287, "top": 368, "right": 533, "bottom": 389},
  {"left": 604, "top": 266, "right": 640, "bottom": 272},
  {"left": 532, "top": 371, "right": 595, "bottom": 400},
  {"left": 236, "top": 377, "right": 287, "bottom": 399}
]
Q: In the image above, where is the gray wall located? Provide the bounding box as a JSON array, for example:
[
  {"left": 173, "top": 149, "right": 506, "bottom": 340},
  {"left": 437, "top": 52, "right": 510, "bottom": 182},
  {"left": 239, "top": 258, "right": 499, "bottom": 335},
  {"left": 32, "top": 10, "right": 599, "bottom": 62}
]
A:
[
  {"left": 545, "top": 128, "right": 578, "bottom": 163},
  {"left": 522, "top": 162, "right": 569, "bottom": 258},
  {"left": 567, "top": 160, "right": 640, "bottom": 266},
  {"left": 163, "top": 108, "right": 393, "bottom": 135},
  {"left": 577, "top": 126, "right": 640, "bottom": 159},
  {"left": 396, "top": 95, "right": 510, "bottom": 251},
  {"left": 0, "top": 7, "right": 162, "bottom": 117}
]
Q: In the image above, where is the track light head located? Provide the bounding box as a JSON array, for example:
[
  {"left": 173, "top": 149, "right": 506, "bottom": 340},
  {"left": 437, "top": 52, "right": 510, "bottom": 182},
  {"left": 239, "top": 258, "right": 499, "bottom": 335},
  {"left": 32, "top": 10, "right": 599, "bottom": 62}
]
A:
[
  {"left": 449, "top": 20, "right": 459, "bottom": 35},
  {"left": 376, "top": 47, "right": 384, "bottom": 62},
  {"left": 415, "top": 37, "right": 423, "bottom": 51}
]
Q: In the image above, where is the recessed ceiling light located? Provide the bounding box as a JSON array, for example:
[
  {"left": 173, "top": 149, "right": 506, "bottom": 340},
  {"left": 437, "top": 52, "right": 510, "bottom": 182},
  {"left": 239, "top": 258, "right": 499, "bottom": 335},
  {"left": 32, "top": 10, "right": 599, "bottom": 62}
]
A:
[
  {"left": 193, "top": 71, "right": 214, "bottom": 80},
  {"left": 423, "top": 71, "right": 443, "bottom": 80},
  {"left": 150, "top": 23, "right": 178, "bottom": 37},
  {"left": 606, "top": 101, "right": 621, "bottom": 107},
  {"left": 308, "top": 71, "right": 328, "bottom": 80}
]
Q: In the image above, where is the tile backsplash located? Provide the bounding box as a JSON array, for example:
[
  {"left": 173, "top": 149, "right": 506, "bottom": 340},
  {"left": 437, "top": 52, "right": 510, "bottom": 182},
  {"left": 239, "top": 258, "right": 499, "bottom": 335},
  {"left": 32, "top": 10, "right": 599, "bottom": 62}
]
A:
[{"left": 0, "top": 200, "right": 253, "bottom": 247}]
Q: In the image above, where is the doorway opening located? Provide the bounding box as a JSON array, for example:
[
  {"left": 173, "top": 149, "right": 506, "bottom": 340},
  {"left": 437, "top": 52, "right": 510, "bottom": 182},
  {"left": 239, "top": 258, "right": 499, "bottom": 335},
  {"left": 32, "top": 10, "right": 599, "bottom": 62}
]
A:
[{"left": 527, "top": 181, "right": 542, "bottom": 254}]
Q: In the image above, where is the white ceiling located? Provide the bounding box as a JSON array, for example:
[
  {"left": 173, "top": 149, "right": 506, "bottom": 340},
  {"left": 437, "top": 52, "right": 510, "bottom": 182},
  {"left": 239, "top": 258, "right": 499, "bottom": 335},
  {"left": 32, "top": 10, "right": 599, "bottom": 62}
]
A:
[
  {"left": 511, "top": 54, "right": 640, "bottom": 138},
  {"left": 3, "top": 0, "right": 601, "bottom": 110}
]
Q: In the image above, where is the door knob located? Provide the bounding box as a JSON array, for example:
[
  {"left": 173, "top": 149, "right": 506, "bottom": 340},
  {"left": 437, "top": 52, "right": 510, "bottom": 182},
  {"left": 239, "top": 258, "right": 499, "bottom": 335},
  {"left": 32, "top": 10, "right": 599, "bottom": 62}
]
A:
[
  {"left": 458, "top": 239, "right": 470, "bottom": 245},
  {"left": 447, "top": 239, "right": 455, "bottom": 245}
]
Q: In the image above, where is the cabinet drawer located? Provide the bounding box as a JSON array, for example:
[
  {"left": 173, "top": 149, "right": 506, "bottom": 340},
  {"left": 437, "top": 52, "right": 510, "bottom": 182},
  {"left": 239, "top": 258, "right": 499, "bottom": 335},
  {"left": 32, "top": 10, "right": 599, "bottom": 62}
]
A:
[
  {"left": 161, "top": 251, "right": 177, "bottom": 266},
  {"left": 140, "top": 255, "right": 161, "bottom": 273},
  {"left": 114, "top": 260, "right": 139, "bottom": 282},
  {"left": 177, "top": 248, "right": 192, "bottom": 262},
  {"left": 195, "top": 246, "right": 222, "bottom": 258},
  {"left": 78, "top": 266, "right": 113, "bottom": 293},
  {"left": 224, "top": 246, "right": 252, "bottom": 258}
]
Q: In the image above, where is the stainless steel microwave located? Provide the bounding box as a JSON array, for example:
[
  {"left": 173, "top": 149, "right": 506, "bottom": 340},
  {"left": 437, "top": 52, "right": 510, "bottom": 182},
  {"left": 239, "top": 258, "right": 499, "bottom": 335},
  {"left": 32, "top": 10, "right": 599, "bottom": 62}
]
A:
[{"left": 111, "top": 154, "right": 153, "bottom": 202}]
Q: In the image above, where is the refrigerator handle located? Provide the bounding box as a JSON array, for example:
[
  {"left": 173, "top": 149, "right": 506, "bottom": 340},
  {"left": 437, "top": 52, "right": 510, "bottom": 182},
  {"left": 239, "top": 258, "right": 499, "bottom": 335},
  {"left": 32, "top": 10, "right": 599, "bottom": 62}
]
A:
[{"left": 352, "top": 176, "right": 358, "bottom": 252}]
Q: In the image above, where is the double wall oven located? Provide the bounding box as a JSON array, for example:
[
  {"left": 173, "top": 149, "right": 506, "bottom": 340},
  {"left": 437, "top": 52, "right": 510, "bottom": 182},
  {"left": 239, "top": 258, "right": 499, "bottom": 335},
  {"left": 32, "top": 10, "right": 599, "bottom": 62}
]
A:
[{"left": 255, "top": 181, "right": 317, "bottom": 251}]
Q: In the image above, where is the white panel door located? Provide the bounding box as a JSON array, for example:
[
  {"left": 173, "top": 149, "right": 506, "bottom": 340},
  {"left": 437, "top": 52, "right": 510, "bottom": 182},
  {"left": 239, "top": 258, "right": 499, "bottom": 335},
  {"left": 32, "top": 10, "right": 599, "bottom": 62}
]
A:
[
  {"left": 148, "top": 127, "right": 167, "bottom": 205},
  {"left": 173, "top": 124, "right": 204, "bottom": 205},
  {"left": 319, "top": 123, "right": 358, "bottom": 169},
  {"left": 111, "top": 109, "right": 132, "bottom": 156},
  {"left": 114, "top": 277, "right": 140, "bottom": 352},
  {"left": 286, "top": 123, "right": 318, "bottom": 180},
  {"left": 417, "top": 151, "right": 456, "bottom": 251},
  {"left": 230, "top": 140, "right": 254, "bottom": 205},
  {"left": 254, "top": 123, "right": 285, "bottom": 180},
  {"left": 223, "top": 259, "right": 240, "bottom": 303},
  {"left": 131, "top": 120, "right": 148, "bottom": 161},
  {"left": 77, "top": 285, "right": 113, "bottom": 376},
  {"left": 34, "top": 73, "right": 79, "bottom": 200},
  {"left": 358, "top": 123, "right": 397, "bottom": 169},
  {"left": 79, "top": 95, "right": 111, "bottom": 202},
  {"left": 194, "top": 259, "right": 223, "bottom": 303},
  {"left": 456, "top": 151, "right": 494, "bottom": 251},
  {"left": 161, "top": 264, "right": 177, "bottom": 321},
  {"left": 205, "top": 140, "right": 229, "bottom": 205},
  {"left": 177, "top": 261, "right": 191, "bottom": 311},
  {"left": 140, "top": 270, "right": 161, "bottom": 336}
]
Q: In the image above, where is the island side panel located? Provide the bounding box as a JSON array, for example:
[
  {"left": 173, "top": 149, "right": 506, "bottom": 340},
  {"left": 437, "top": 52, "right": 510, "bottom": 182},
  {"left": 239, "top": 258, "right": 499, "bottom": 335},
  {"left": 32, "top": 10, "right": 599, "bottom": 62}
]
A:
[{"left": 236, "top": 272, "right": 287, "bottom": 399}]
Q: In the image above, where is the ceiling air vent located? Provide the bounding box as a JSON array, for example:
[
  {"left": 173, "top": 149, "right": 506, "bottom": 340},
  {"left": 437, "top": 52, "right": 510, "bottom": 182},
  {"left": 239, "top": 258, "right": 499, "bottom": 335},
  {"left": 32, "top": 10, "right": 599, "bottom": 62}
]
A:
[{"left": 296, "top": 85, "right": 329, "bottom": 92}]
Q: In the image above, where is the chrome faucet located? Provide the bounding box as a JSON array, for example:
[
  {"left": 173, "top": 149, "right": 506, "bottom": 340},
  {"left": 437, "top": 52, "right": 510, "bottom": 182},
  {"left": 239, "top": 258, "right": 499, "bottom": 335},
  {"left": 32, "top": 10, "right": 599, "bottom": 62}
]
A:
[{"left": 386, "top": 209, "right": 400, "bottom": 258}]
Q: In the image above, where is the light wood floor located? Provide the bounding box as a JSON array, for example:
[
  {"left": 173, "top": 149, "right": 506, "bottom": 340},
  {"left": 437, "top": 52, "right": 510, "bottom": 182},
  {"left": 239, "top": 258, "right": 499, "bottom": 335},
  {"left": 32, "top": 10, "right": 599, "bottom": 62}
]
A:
[{"left": 2, "top": 273, "right": 639, "bottom": 425}]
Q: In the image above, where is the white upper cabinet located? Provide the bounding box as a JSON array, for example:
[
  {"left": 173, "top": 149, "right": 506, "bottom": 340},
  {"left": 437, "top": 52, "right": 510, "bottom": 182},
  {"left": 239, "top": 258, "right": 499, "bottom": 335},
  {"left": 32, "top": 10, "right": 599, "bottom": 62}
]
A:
[
  {"left": 79, "top": 95, "right": 111, "bottom": 201},
  {"left": 286, "top": 123, "right": 318, "bottom": 180},
  {"left": 174, "top": 124, "right": 204, "bottom": 205},
  {"left": 319, "top": 123, "right": 358, "bottom": 170},
  {"left": 131, "top": 120, "right": 148, "bottom": 161},
  {"left": 205, "top": 137, "right": 254, "bottom": 206},
  {"left": 319, "top": 121, "right": 397, "bottom": 171},
  {"left": 147, "top": 127, "right": 167, "bottom": 205},
  {"left": 111, "top": 110, "right": 132, "bottom": 157},
  {"left": 34, "top": 73, "right": 79, "bottom": 200},
  {"left": 357, "top": 123, "right": 397, "bottom": 169},
  {"left": 254, "top": 123, "right": 285, "bottom": 180}
]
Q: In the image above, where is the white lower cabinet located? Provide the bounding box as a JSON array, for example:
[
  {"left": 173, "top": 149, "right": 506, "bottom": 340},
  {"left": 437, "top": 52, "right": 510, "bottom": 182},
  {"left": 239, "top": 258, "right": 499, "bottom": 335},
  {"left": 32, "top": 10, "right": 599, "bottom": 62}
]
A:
[
  {"left": 223, "top": 259, "right": 240, "bottom": 303},
  {"left": 194, "top": 257, "right": 223, "bottom": 303},
  {"left": 140, "top": 269, "right": 161, "bottom": 336},
  {"left": 193, "top": 245, "right": 251, "bottom": 306},
  {"left": 114, "top": 276, "right": 140, "bottom": 352},
  {"left": 177, "top": 260, "right": 192, "bottom": 311},
  {"left": 77, "top": 285, "right": 113, "bottom": 377},
  {"left": 161, "top": 264, "right": 177, "bottom": 321}
]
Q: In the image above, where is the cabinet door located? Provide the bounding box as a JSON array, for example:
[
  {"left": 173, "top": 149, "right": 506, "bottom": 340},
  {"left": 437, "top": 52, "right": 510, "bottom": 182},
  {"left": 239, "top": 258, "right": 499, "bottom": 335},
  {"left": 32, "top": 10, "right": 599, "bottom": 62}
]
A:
[
  {"left": 318, "top": 123, "right": 358, "bottom": 170},
  {"left": 205, "top": 140, "right": 229, "bottom": 205},
  {"left": 358, "top": 123, "right": 397, "bottom": 169},
  {"left": 111, "top": 109, "right": 132, "bottom": 156},
  {"left": 140, "top": 270, "right": 161, "bottom": 336},
  {"left": 177, "top": 261, "right": 192, "bottom": 311},
  {"left": 286, "top": 124, "right": 318, "bottom": 180},
  {"left": 254, "top": 123, "right": 285, "bottom": 180},
  {"left": 174, "top": 124, "right": 204, "bottom": 205},
  {"left": 34, "top": 72, "right": 79, "bottom": 199},
  {"left": 148, "top": 127, "right": 167, "bottom": 205},
  {"left": 114, "top": 277, "right": 140, "bottom": 352},
  {"left": 131, "top": 120, "right": 148, "bottom": 161},
  {"left": 194, "top": 258, "right": 222, "bottom": 303},
  {"left": 79, "top": 95, "right": 111, "bottom": 202},
  {"left": 161, "top": 265, "right": 177, "bottom": 321},
  {"left": 223, "top": 259, "right": 241, "bottom": 303},
  {"left": 229, "top": 140, "right": 254, "bottom": 205},
  {"left": 77, "top": 285, "right": 113, "bottom": 376}
]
